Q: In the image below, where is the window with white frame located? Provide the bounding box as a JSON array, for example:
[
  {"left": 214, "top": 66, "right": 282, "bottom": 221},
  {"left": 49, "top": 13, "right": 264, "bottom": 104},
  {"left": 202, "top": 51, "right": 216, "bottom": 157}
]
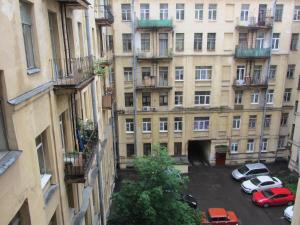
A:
[
  {"left": 251, "top": 91, "right": 260, "bottom": 104},
  {"left": 124, "top": 67, "right": 132, "bottom": 81},
  {"left": 194, "top": 33, "right": 203, "bottom": 51},
  {"left": 122, "top": 33, "right": 132, "bottom": 52},
  {"left": 195, "top": 66, "right": 212, "bottom": 80},
  {"left": 176, "top": 4, "right": 185, "bottom": 20},
  {"left": 247, "top": 139, "right": 254, "bottom": 152},
  {"left": 194, "top": 91, "right": 210, "bottom": 105},
  {"left": 275, "top": 4, "right": 283, "bottom": 22},
  {"left": 121, "top": 4, "right": 131, "bottom": 21},
  {"left": 160, "top": 4, "right": 168, "bottom": 20},
  {"left": 207, "top": 33, "right": 216, "bottom": 51},
  {"left": 278, "top": 136, "right": 285, "bottom": 148},
  {"left": 159, "top": 92, "right": 168, "bottom": 106},
  {"left": 253, "top": 65, "right": 262, "bottom": 83},
  {"left": 262, "top": 138, "right": 268, "bottom": 152},
  {"left": 290, "top": 33, "right": 299, "bottom": 51},
  {"left": 281, "top": 113, "right": 288, "bottom": 126},
  {"left": 194, "top": 117, "right": 209, "bottom": 131},
  {"left": 142, "top": 118, "right": 151, "bottom": 132},
  {"left": 256, "top": 32, "right": 265, "bottom": 49},
  {"left": 208, "top": 4, "right": 217, "bottom": 21},
  {"left": 293, "top": 6, "right": 300, "bottom": 21},
  {"left": 287, "top": 64, "right": 295, "bottom": 79},
  {"left": 284, "top": 88, "right": 292, "bottom": 102},
  {"left": 236, "top": 65, "right": 245, "bottom": 81},
  {"left": 264, "top": 115, "right": 271, "bottom": 128},
  {"left": 141, "top": 33, "right": 150, "bottom": 51},
  {"left": 175, "top": 91, "right": 183, "bottom": 106},
  {"left": 231, "top": 141, "right": 239, "bottom": 153},
  {"left": 272, "top": 33, "right": 280, "bottom": 50},
  {"left": 125, "top": 119, "right": 134, "bottom": 133},
  {"left": 176, "top": 33, "right": 184, "bottom": 51},
  {"left": 195, "top": 4, "right": 203, "bottom": 20},
  {"left": 174, "top": 117, "right": 183, "bottom": 132},
  {"left": 140, "top": 4, "right": 149, "bottom": 20},
  {"left": 248, "top": 115, "right": 257, "bottom": 129},
  {"left": 268, "top": 65, "right": 277, "bottom": 80},
  {"left": 175, "top": 67, "right": 184, "bottom": 81},
  {"left": 233, "top": 116, "right": 241, "bottom": 129},
  {"left": 235, "top": 91, "right": 243, "bottom": 104},
  {"left": 266, "top": 90, "right": 274, "bottom": 104},
  {"left": 159, "top": 118, "right": 168, "bottom": 132},
  {"left": 240, "top": 4, "right": 249, "bottom": 21}
]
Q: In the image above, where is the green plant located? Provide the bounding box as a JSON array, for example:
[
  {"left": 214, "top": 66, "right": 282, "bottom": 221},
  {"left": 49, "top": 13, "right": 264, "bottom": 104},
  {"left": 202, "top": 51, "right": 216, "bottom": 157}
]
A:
[{"left": 93, "top": 60, "right": 106, "bottom": 76}]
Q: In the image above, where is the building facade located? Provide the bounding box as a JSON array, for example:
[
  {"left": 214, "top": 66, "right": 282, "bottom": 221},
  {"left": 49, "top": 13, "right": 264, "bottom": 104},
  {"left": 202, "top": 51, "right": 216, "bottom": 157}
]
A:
[
  {"left": 113, "top": 0, "right": 300, "bottom": 169},
  {"left": 0, "top": 0, "right": 116, "bottom": 225}
]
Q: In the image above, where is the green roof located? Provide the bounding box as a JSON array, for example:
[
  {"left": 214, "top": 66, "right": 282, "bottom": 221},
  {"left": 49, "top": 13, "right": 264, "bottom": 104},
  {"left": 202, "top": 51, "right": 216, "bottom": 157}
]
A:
[{"left": 137, "top": 19, "right": 173, "bottom": 29}]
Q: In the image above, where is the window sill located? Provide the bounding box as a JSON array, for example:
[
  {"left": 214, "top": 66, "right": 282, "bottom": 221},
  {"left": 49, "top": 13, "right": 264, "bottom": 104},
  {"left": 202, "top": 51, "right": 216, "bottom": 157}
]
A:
[
  {"left": 40, "top": 173, "right": 52, "bottom": 189},
  {"left": 230, "top": 151, "right": 238, "bottom": 154},
  {"left": 159, "top": 131, "right": 168, "bottom": 133},
  {"left": 174, "top": 131, "right": 182, "bottom": 133},
  {"left": 246, "top": 151, "right": 254, "bottom": 154},
  {"left": 126, "top": 131, "right": 134, "bottom": 134},
  {"left": 175, "top": 80, "right": 184, "bottom": 82},
  {"left": 27, "top": 67, "right": 41, "bottom": 75},
  {"left": 195, "top": 79, "right": 211, "bottom": 82},
  {"left": 193, "top": 130, "right": 209, "bottom": 132},
  {"left": 142, "top": 131, "right": 151, "bottom": 134}
]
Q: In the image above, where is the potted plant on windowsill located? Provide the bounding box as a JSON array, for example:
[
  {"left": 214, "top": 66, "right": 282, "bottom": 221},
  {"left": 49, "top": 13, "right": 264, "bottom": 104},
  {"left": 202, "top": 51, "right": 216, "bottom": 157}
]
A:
[{"left": 93, "top": 60, "right": 106, "bottom": 77}]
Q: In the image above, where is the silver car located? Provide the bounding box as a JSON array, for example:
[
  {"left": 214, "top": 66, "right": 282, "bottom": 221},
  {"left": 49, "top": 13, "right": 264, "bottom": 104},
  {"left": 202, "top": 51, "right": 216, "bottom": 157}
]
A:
[{"left": 231, "top": 163, "right": 269, "bottom": 181}]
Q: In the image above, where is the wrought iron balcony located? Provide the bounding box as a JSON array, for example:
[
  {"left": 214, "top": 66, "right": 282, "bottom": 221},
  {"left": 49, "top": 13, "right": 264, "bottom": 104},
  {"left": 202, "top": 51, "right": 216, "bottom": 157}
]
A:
[
  {"left": 232, "top": 77, "right": 267, "bottom": 90},
  {"left": 94, "top": 4, "right": 114, "bottom": 26},
  {"left": 51, "top": 56, "right": 94, "bottom": 90},
  {"left": 136, "top": 49, "right": 173, "bottom": 62},
  {"left": 235, "top": 46, "right": 271, "bottom": 59},
  {"left": 136, "top": 76, "right": 172, "bottom": 91},
  {"left": 236, "top": 15, "right": 273, "bottom": 29},
  {"left": 137, "top": 19, "right": 173, "bottom": 30},
  {"left": 56, "top": 0, "right": 90, "bottom": 9}
]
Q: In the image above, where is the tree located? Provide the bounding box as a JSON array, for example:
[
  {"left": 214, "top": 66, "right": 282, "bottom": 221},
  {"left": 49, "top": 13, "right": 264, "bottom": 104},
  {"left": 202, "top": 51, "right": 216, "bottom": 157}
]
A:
[{"left": 108, "top": 145, "right": 200, "bottom": 225}]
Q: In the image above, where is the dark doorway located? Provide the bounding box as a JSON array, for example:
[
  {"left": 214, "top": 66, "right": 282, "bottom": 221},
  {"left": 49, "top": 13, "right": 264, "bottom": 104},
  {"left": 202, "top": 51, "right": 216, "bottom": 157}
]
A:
[
  {"left": 215, "top": 152, "right": 226, "bottom": 166},
  {"left": 188, "top": 140, "right": 211, "bottom": 165}
]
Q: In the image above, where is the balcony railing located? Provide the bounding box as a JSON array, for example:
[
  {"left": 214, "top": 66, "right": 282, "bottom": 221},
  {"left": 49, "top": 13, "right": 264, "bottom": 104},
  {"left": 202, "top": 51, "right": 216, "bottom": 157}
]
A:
[
  {"left": 235, "top": 46, "right": 271, "bottom": 59},
  {"left": 236, "top": 15, "right": 273, "bottom": 29},
  {"left": 137, "top": 19, "right": 173, "bottom": 30},
  {"left": 136, "top": 76, "right": 172, "bottom": 91},
  {"left": 233, "top": 77, "right": 267, "bottom": 89},
  {"left": 51, "top": 56, "right": 94, "bottom": 89},
  {"left": 94, "top": 4, "right": 114, "bottom": 25},
  {"left": 136, "top": 49, "right": 173, "bottom": 61},
  {"left": 56, "top": 0, "right": 90, "bottom": 9}
]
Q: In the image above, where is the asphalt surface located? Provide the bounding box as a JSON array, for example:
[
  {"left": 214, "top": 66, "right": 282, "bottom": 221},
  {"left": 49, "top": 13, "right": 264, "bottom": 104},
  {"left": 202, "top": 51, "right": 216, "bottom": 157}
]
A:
[{"left": 187, "top": 162, "right": 291, "bottom": 225}]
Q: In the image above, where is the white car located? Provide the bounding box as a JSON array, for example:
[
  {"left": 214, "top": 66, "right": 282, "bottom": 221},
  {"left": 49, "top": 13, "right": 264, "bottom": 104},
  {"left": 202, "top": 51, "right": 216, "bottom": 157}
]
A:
[
  {"left": 241, "top": 175, "right": 282, "bottom": 194},
  {"left": 284, "top": 205, "right": 294, "bottom": 222}
]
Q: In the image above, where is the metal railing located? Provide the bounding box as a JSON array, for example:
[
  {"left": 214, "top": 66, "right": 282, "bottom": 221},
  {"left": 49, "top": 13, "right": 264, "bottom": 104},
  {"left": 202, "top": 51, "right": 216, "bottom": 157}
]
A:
[
  {"left": 136, "top": 48, "right": 173, "bottom": 59},
  {"left": 94, "top": 4, "right": 114, "bottom": 24},
  {"left": 50, "top": 56, "right": 94, "bottom": 87},
  {"left": 136, "top": 76, "right": 169, "bottom": 88},
  {"left": 233, "top": 77, "right": 267, "bottom": 87},
  {"left": 235, "top": 46, "right": 271, "bottom": 59},
  {"left": 236, "top": 15, "right": 273, "bottom": 28},
  {"left": 136, "top": 19, "right": 173, "bottom": 29}
]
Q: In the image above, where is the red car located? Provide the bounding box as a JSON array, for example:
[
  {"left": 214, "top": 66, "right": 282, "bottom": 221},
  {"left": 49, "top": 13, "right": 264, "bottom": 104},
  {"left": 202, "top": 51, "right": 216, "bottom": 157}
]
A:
[
  {"left": 201, "top": 208, "right": 239, "bottom": 225},
  {"left": 252, "top": 187, "right": 295, "bottom": 208}
]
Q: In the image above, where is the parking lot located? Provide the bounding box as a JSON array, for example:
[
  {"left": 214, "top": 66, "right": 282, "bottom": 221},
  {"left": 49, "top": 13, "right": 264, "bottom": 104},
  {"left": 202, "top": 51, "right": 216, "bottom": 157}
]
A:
[{"left": 187, "top": 162, "right": 291, "bottom": 225}]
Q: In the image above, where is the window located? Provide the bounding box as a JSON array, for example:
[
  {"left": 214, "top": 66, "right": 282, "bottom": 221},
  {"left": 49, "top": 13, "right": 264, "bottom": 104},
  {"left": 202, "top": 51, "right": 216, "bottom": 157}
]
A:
[
  {"left": 268, "top": 65, "right": 277, "bottom": 80},
  {"left": 291, "top": 33, "right": 299, "bottom": 51},
  {"left": 20, "top": 1, "right": 37, "bottom": 70},
  {"left": 275, "top": 4, "right": 283, "bottom": 22},
  {"left": 142, "top": 67, "right": 151, "bottom": 80},
  {"left": 194, "top": 33, "right": 203, "bottom": 51},
  {"left": 278, "top": 136, "right": 285, "bottom": 148},
  {"left": 248, "top": 115, "right": 257, "bottom": 129},
  {"left": 195, "top": 4, "right": 203, "bottom": 20},
  {"left": 262, "top": 138, "right": 268, "bottom": 152},
  {"left": 295, "top": 101, "right": 298, "bottom": 113},
  {"left": 284, "top": 88, "right": 292, "bottom": 102},
  {"left": 247, "top": 139, "right": 254, "bottom": 152},
  {"left": 125, "top": 93, "right": 133, "bottom": 107},
  {"left": 194, "top": 91, "right": 210, "bottom": 105},
  {"left": 272, "top": 33, "right": 280, "bottom": 50},
  {"left": 264, "top": 115, "right": 271, "bottom": 128},
  {"left": 208, "top": 4, "right": 217, "bottom": 21},
  {"left": 176, "top": 33, "right": 184, "bottom": 51},
  {"left": 240, "top": 4, "right": 249, "bottom": 21},
  {"left": 231, "top": 141, "right": 239, "bottom": 153},
  {"left": 159, "top": 67, "right": 168, "bottom": 86},
  {"left": 122, "top": 33, "right": 132, "bottom": 52},
  {"left": 159, "top": 93, "right": 168, "bottom": 106},
  {"left": 235, "top": 91, "right": 243, "bottom": 104},
  {"left": 287, "top": 65, "right": 295, "bottom": 79},
  {"left": 140, "top": 4, "right": 149, "bottom": 20},
  {"left": 108, "top": 35, "right": 113, "bottom": 51},
  {"left": 281, "top": 113, "right": 288, "bottom": 126},
  {"left": 174, "top": 142, "right": 182, "bottom": 156},
  {"left": 175, "top": 67, "right": 184, "bottom": 81},
  {"left": 256, "top": 32, "right": 265, "bottom": 49},
  {"left": 266, "top": 90, "right": 274, "bottom": 104},
  {"left": 293, "top": 6, "right": 300, "bottom": 21},
  {"left": 124, "top": 67, "right": 132, "bottom": 81},
  {"left": 59, "top": 114, "right": 66, "bottom": 150},
  {"left": 127, "top": 144, "right": 135, "bottom": 157},
  {"left": 142, "top": 118, "right": 151, "bottom": 133},
  {"left": 174, "top": 117, "right": 183, "bottom": 132},
  {"left": 207, "top": 33, "right": 216, "bottom": 51},
  {"left": 194, "top": 117, "right": 209, "bottom": 131},
  {"left": 121, "top": 4, "right": 131, "bottom": 21},
  {"left": 253, "top": 65, "right": 262, "bottom": 83},
  {"left": 160, "top": 4, "right": 168, "bottom": 20},
  {"left": 176, "top": 4, "right": 184, "bottom": 20},
  {"left": 126, "top": 119, "right": 134, "bottom": 133},
  {"left": 239, "top": 33, "right": 248, "bottom": 48},
  {"left": 142, "top": 92, "right": 151, "bottom": 106},
  {"left": 232, "top": 116, "right": 241, "bottom": 129},
  {"left": 175, "top": 91, "right": 183, "bottom": 106},
  {"left": 141, "top": 33, "right": 150, "bottom": 51},
  {"left": 236, "top": 65, "right": 246, "bottom": 81},
  {"left": 143, "top": 143, "right": 151, "bottom": 156},
  {"left": 251, "top": 91, "right": 260, "bottom": 104},
  {"left": 160, "top": 118, "right": 168, "bottom": 132},
  {"left": 195, "top": 66, "right": 212, "bottom": 80}
]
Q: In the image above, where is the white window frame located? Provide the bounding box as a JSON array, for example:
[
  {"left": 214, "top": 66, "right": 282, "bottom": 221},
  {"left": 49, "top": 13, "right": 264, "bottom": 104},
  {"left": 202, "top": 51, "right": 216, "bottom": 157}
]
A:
[
  {"left": 284, "top": 89, "right": 292, "bottom": 102},
  {"left": 293, "top": 6, "right": 300, "bottom": 21},
  {"left": 208, "top": 4, "right": 217, "bottom": 21},
  {"left": 175, "top": 67, "right": 184, "bottom": 81},
  {"left": 235, "top": 91, "right": 243, "bottom": 104},
  {"left": 195, "top": 66, "right": 212, "bottom": 80},
  {"left": 141, "top": 33, "right": 150, "bottom": 52},
  {"left": 268, "top": 65, "right": 277, "bottom": 80},
  {"left": 251, "top": 91, "right": 260, "bottom": 104},
  {"left": 176, "top": 4, "right": 185, "bottom": 21},
  {"left": 256, "top": 32, "right": 265, "bottom": 49},
  {"left": 240, "top": 4, "right": 249, "bottom": 21},
  {"left": 248, "top": 115, "right": 257, "bottom": 129},
  {"left": 124, "top": 67, "right": 132, "bottom": 81},
  {"left": 266, "top": 90, "right": 274, "bottom": 104},
  {"left": 272, "top": 33, "right": 280, "bottom": 50},
  {"left": 140, "top": 4, "right": 150, "bottom": 20},
  {"left": 194, "top": 91, "right": 210, "bottom": 105},
  {"left": 174, "top": 117, "right": 183, "bottom": 132},
  {"left": 247, "top": 139, "right": 255, "bottom": 153},
  {"left": 236, "top": 65, "right": 246, "bottom": 81},
  {"left": 125, "top": 119, "right": 134, "bottom": 133},
  {"left": 193, "top": 117, "right": 209, "bottom": 131},
  {"left": 121, "top": 4, "right": 131, "bottom": 21},
  {"left": 232, "top": 116, "right": 241, "bottom": 129},
  {"left": 195, "top": 4, "right": 204, "bottom": 21},
  {"left": 142, "top": 118, "right": 151, "bottom": 133},
  {"left": 160, "top": 4, "right": 168, "bottom": 20},
  {"left": 174, "top": 91, "right": 183, "bottom": 106},
  {"left": 262, "top": 138, "right": 268, "bottom": 152},
  {"left": 159, "top": 118, "right": 168, "bottom": 133},
  {"left": 231, "top": 142, "right": 239, "bottom": 153}
]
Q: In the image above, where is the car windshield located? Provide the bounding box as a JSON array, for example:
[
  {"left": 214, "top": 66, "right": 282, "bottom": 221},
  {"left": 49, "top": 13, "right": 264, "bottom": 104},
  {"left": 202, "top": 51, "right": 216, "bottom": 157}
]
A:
[
  {"left": 262, "top": 190, "right": 274, "bottom": 198},
  {"left": 238, "top": 166, "right": 249, "bottom": 174},
  {"left": 251, "top": 178, "right": 261, "bottom": 186}
]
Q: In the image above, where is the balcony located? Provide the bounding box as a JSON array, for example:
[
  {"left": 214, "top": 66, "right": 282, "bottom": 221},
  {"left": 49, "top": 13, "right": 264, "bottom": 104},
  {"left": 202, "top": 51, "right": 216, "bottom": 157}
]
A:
[
  {"left": 232, "top": 77, "right": 267, "bottom": 90},
  {"left": 235, "top": 46, "right": 271, "bottom": 59},
  {"left": 51, "top": 56, "right": 94, "bottom": 90},
  {"left": 94, "top": 5, "right": 114, "bottom": 26},
  {"left": 136, "top": 76, "right": 172, "bottom": 91},
  {"left": 236, "top": 16, "right": 273, "bottom": 30},
  {"left": 56, "top": 0, "right": 90, "bottom": 9},
  {"left": 102, "top": 95, "right": 112, "bottom": 109},
  {"left": 136, "top": 19, "right": 173, "bottom": 31},
  {"left": 136, "top": 49, "right": 173, "bottom": 62}
]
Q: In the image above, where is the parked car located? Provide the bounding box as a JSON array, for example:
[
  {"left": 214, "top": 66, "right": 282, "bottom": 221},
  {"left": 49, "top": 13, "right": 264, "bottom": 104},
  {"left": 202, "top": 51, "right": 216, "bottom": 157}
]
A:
[
  {"left": 252, "top": 187, "right": 295, "bottom": 208},
  {"left": 241, "top": 175, "right": 282, "bottom": 194},
  {"left": 201, "top": 208, "right": 239, "bottom": 225},
  {"left": 232, "top": 163, "right": 269, "bottom": 181},
  {"left": 181, "top": 194, "right": 197, "bottom": 209},
  {"left": 284, "top": 205, "right": 294, "bottom": 222}
]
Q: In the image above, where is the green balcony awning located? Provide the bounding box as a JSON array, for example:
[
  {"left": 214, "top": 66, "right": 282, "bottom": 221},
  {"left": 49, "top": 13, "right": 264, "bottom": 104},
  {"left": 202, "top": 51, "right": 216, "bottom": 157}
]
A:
[{"left": 137, "top": 19, "right": 173, "bottom": 29}]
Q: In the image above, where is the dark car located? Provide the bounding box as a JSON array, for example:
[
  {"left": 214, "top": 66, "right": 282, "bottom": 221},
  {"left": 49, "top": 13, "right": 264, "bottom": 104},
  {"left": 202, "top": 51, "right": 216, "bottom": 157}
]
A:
[{"left": 182, "top": 194, "right": 198, "bottom": 209}]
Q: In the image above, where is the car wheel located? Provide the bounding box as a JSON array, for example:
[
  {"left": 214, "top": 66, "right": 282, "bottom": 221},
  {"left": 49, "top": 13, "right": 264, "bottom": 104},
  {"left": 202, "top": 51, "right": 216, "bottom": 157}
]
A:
[
  {"left": 251, "top": 190, "right": 257, "bottom": 194},
  {"left": 287, "top": 201, "right": 293, "bottom": 206},
  {"left": 263, "top": 203, "right": 269, "bottom": 208}
]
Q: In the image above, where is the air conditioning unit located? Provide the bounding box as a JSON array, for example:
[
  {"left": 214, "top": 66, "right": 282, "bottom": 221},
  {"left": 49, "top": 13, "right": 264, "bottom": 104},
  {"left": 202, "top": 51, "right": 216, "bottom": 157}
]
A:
[{"left": 142, "top": 106, "right": 151, "bottom": 112}]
